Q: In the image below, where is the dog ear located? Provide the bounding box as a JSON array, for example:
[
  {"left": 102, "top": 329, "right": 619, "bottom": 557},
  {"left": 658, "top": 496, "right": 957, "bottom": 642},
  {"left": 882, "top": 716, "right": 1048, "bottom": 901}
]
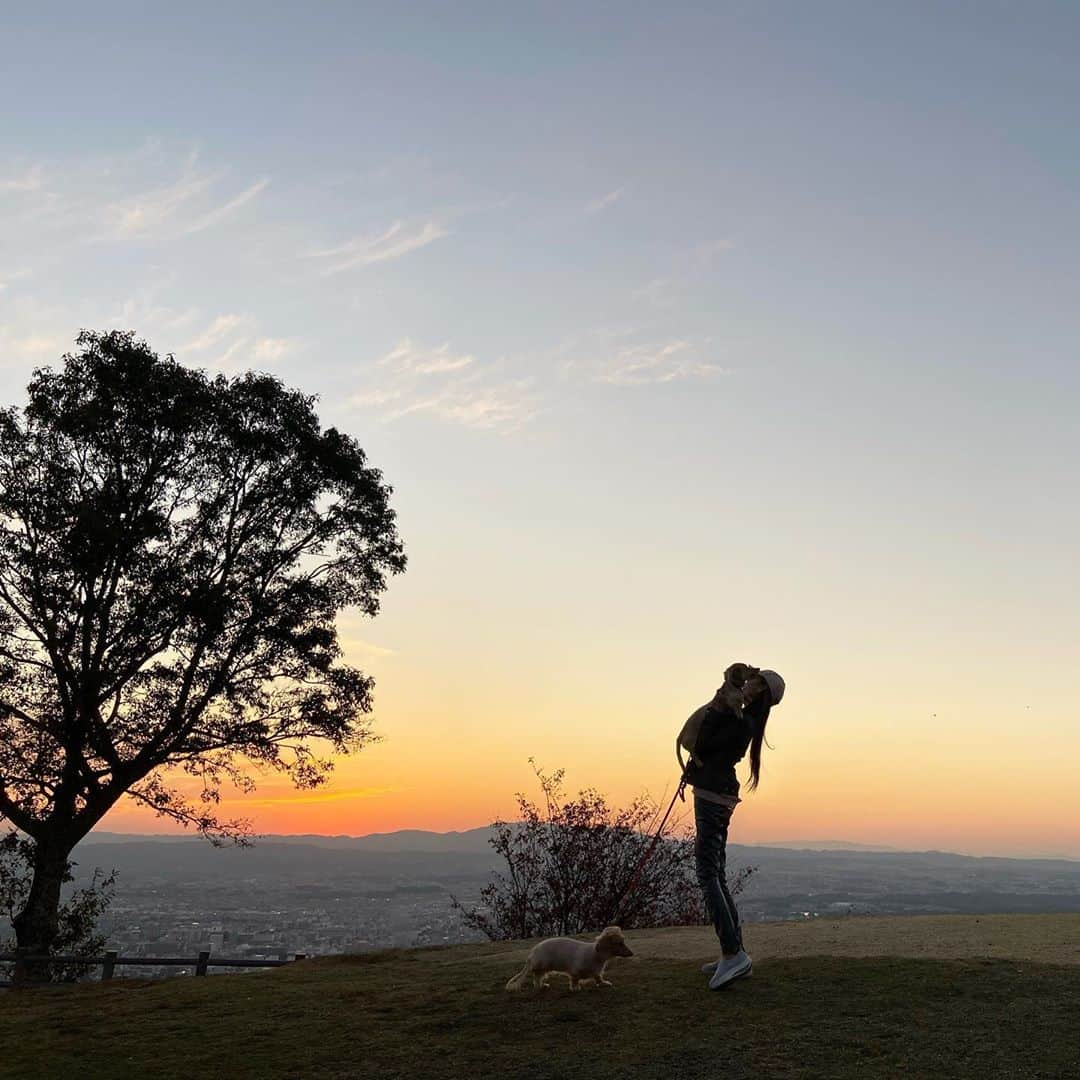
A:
[
  {"left": 726, "top": 663, "right": 761, "bottom": 689},
  {"left": 724, "top": 663, "right": 745, "bottom": 689},
  {"left": 597, "top": 926, "right": 623, "bottom": 952}
]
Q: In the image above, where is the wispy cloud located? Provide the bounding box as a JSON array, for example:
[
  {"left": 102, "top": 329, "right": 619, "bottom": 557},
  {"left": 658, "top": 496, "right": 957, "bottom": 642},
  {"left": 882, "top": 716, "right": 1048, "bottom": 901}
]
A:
[
  {"left": 352, "top": 338, "right": 536, "bottom": 433},
  {"left": 0, "top": 165, "right": 44, "bottom": 193},
  {"left": 185, "top": 178, "right": 269, "bottom": 235},
  {"left": 215, "top": 337, "right": 251, "bottom": 370},
  {"left": 252, "top": 337, "right": 296, "bottom": 363},
  {"left": 0, "top": 329, "right": 68, "bottom": 366},
  {"left": 0, "top": 145, "right": 271, "bottom": 246},
  {"left": 390, "top": 381, "right": 537, "bottom": 430},
  {"left": 597, "top": 340, "right": 723, "bottom": 386},
  {"left": 175, "top": 312, "right": 283, "bottom": 370},
  {"left": 308, "top": 220, "right": 447, "bottom": 274},
  {"left": 103, "top": 291, "right": 199, "bottom": 334},
  {"left": 585, "top": 187, "right": 624, "bottom": 214},
  {"left": 688, "top": 237, "right": 734, "bottom": 266},
  {"left": 0, "top": 268, "right": 30, "bottom": 293},
  {"left": 380, "top": 338, "right": 475, "bottom": 376},
  {"left": 180, "top": 313, "right": 251, "bottom": 354},
  {"left": 633, "top": 278, "right": 675, "bottom": 308},
  {"left": 105, "top": 153, "right": 216, "bottom": 236},
  {"left": 102, "top": 292, "right": 297, "bottom": 373},
  {"left": 227, "top": 786, "right": 401, "bottom": 807},
  {"left": 340, "top": 636, "right": 397, "bottom": 660},
  {"left": 0, "top": 289, "right": 297, "bottom": 388}
]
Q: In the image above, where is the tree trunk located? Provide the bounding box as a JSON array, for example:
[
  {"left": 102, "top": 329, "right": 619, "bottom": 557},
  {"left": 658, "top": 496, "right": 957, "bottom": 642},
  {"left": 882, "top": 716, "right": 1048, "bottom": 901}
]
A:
[{"left": 11, "top": 840, "right": 71, "bottom": 984}]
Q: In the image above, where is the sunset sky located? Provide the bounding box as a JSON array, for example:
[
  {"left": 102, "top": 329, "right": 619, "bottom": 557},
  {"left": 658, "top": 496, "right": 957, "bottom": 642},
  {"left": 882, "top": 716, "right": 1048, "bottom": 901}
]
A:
[{"left": 2, "top": 3, "right": 1078, "bottom": 857}]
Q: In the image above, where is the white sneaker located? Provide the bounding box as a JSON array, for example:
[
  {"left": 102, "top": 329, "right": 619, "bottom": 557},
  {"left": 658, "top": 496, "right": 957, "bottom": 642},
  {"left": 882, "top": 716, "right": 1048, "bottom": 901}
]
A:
[
  {"left": 708, "top": 950, "right": 752, "bottom": 990},
  {"left": 701, "top": 950, "right": 748, "bottom": 975}
]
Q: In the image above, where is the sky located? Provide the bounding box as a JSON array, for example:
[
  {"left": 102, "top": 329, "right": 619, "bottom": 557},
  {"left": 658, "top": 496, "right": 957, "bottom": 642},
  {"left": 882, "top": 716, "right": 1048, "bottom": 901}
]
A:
[{"left": 2, "top": 2, "right": 1078, "bottom": 857}]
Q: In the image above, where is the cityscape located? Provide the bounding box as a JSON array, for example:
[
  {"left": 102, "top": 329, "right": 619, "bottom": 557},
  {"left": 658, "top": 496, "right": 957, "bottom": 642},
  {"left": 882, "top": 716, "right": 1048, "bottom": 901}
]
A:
[{"left": 7, "top": 831, "right": 1074, "bottom": 979}]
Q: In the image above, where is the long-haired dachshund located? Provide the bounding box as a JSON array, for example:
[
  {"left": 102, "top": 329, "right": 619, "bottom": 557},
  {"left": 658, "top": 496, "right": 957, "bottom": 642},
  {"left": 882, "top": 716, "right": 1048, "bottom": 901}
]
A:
[{"left": 505, "top": 926, "right": 634, "bottom": 991}]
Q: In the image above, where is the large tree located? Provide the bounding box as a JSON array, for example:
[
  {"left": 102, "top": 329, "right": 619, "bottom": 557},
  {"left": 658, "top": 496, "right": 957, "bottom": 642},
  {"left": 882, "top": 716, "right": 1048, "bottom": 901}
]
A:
[{"left": 0, "top": 330, "right": 405, "bottom": 970}]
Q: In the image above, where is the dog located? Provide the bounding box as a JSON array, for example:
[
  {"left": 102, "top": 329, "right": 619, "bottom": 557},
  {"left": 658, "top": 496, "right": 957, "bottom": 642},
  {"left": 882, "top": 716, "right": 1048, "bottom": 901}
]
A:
[
  {"left": 677, "top": 662, "right": 757, "bottom": 769},
  {"left": 505, "top": 926, "right": 634, "bottom": 991}
]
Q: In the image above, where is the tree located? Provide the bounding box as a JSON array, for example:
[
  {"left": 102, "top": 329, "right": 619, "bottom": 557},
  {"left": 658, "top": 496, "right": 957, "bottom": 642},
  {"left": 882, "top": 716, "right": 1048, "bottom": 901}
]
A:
[
  {"left": 1, "top": 829, "right": 115, "bottom": 981},
  {"left": 455, "top": 763, "right": 756, "bottom": 941},
  {"left": 0, "top": 330, "right": 405, "bottom": 973}
]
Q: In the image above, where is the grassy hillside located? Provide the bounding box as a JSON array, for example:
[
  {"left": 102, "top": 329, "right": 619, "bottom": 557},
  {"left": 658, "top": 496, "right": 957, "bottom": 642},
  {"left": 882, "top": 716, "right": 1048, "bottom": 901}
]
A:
[{"left": 2, "top": 914, "right": 1078, "bottom": 1080}]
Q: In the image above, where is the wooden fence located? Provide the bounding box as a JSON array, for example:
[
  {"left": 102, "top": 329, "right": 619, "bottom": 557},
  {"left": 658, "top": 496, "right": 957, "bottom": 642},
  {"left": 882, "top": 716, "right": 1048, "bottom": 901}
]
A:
[{"left": 0, "top": 948, "right": 306, "bottom": 986}]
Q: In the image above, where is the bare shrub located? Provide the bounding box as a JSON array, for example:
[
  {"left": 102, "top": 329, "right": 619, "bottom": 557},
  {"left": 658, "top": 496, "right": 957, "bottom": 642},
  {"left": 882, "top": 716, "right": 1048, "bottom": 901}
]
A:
[{"left": 455, "top": 762, "right": 755, "bottom": 940}]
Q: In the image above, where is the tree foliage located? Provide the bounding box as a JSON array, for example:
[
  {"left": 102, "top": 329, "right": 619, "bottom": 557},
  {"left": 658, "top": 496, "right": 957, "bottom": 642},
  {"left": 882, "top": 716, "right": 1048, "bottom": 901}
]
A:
[
  {"left": 0, "top": 330, "right": 405, "bottom": 961},
  {"left": 455, "top": 763, "right": 756, "bottom": 941}
]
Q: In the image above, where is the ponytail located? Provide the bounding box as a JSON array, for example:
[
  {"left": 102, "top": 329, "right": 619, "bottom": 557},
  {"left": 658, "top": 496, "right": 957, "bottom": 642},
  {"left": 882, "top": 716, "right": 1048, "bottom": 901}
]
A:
[{"left": 745, "top": 698, "right": 772, "bottom": 791}]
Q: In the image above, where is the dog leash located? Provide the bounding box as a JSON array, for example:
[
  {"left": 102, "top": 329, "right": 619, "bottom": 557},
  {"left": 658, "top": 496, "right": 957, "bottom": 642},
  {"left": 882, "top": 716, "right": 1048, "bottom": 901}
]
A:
[
  {"left": 609, "top": 700, "right": 729, "bottom": 926},
  {"left": 608, "top": 774, "right": 687, "bottom": 927}
]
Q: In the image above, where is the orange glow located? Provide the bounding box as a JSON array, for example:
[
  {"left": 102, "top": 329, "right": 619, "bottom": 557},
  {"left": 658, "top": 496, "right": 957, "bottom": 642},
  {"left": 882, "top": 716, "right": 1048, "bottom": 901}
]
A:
[{"left": 97, "top": 609, "right": 1080, "bottom": 859}]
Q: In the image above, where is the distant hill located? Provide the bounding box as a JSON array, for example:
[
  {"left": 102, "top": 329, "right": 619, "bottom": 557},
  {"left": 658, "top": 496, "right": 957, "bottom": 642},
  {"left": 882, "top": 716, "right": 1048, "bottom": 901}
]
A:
[
  {"left": 86, "top": 827, "right": 1079, "bottom": 862},
  {"left": 72, "top": 838, "right": 498, "bottom": 885},
  {"left": 752, "top": 839, "right": 901, "bottom": 852},
  {"left": 87, "top": 827, "right": 496, "bottom": 853}
]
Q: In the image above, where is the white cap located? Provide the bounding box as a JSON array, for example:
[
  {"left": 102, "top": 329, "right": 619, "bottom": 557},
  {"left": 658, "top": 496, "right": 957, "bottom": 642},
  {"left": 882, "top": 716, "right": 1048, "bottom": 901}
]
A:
[{"left": 760, "top": 670, "right": 785, "bottom": 706}]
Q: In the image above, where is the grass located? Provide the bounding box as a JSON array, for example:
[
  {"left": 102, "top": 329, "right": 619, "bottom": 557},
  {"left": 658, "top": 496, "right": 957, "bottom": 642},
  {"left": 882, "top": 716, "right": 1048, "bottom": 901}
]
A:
[{"left": 2, "top": 925, "right": 1079, "bottom": 1079}]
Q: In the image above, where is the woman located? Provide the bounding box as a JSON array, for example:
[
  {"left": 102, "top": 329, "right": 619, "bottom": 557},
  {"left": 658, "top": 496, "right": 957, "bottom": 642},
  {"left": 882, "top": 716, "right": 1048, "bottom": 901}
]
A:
[{"left": 682, "top": 663, "right": 785, "bottom": 989}]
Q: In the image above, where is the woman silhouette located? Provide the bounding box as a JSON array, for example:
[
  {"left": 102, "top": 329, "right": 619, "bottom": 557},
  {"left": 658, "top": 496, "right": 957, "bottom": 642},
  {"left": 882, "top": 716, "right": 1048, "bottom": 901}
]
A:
[{"left": 681, "top": 663, "right": 785, "bottom": 989}]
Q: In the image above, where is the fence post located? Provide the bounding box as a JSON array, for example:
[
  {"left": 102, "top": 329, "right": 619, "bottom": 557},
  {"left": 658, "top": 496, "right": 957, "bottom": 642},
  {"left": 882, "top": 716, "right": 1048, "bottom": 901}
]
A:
[
  {"left": 102, "top": 951, "right": 118, "bottom": 981},
  {"left": 195, "top": 951, "right": 210, "bottom": 977}
]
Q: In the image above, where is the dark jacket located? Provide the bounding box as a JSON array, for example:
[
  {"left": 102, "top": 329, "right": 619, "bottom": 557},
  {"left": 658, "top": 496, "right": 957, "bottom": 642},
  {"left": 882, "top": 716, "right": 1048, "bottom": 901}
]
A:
[{"left": 682, "top": 692, "right": 755, "bottom": 798}]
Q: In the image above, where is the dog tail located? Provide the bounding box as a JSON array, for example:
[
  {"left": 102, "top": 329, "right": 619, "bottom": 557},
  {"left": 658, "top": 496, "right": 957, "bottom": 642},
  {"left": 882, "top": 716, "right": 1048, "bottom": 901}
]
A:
[{"left": 505, "top": 961, "right": 531, "bottom": 991}]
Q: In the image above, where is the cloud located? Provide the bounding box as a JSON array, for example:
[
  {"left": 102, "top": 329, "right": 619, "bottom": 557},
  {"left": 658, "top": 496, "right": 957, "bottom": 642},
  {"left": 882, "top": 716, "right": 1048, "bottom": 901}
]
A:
[
  {"left": 0, "top": 330, "right": 68, "bottom": 367},
  {"left": 308, "top": 220, "right": 447, "bottom": 274},
  {"left": 106, "top": 155, "right": 217, "bottom": 236},
  {"left": 0, "top": 268, "right": 30, "bottom": 293},
  {"left": 214, "top": 337, "right": 251, "bottom": 370},
  {"left": 228, "top": 786, "right": 402, "bottom": 807},
  {"left": 340, "top": 636, "right": 397, "bottom": 660},
  {"left": 102, "top": 291, "right": 299, "bottom": 374},
  {"left": 597, "top": 340, "right": 723, "bottom": 386},
  {"left": 391, "top": 381, "right": 536, "bottom": 430},
  {"left": 179, "top": 313, "right": 251, "bottom": 354},
  {"left": 380, "top": 338, "right": 474, "bottom": 376},
  {"left": 584, "top": 187, "right": 624, "bottom": 214},
  {"left": 352, "top": 338, "right": 536, "bottom": 433},
  {"left": 252, "top": 337, "right": 295, "bottom": 363},
  {"left": 633, "top": 278, "right": 676, "bottom": 308},
  {"left": 172, "top": 313, "right": 285, "bottom": 370},
  {"left": 185, "top": 178, "right": 269, "bottom": 235},
  {"left": 688, "top": 238, "right": 734, "bottom": 266},
  {"left": 0, "top": 165, "right": 44, "bottom": 193},
  {"left": 103, "top": 292, "right": 200, "bottom": 334},
  {"left": 0, "top": 146, "right": 268, "bottom": 242}
]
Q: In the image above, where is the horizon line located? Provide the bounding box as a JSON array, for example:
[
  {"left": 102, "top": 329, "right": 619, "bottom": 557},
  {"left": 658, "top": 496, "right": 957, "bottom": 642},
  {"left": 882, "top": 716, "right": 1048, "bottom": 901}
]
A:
[{"left": 83, "top": 828, "right": 1080, "bottom": 863}]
